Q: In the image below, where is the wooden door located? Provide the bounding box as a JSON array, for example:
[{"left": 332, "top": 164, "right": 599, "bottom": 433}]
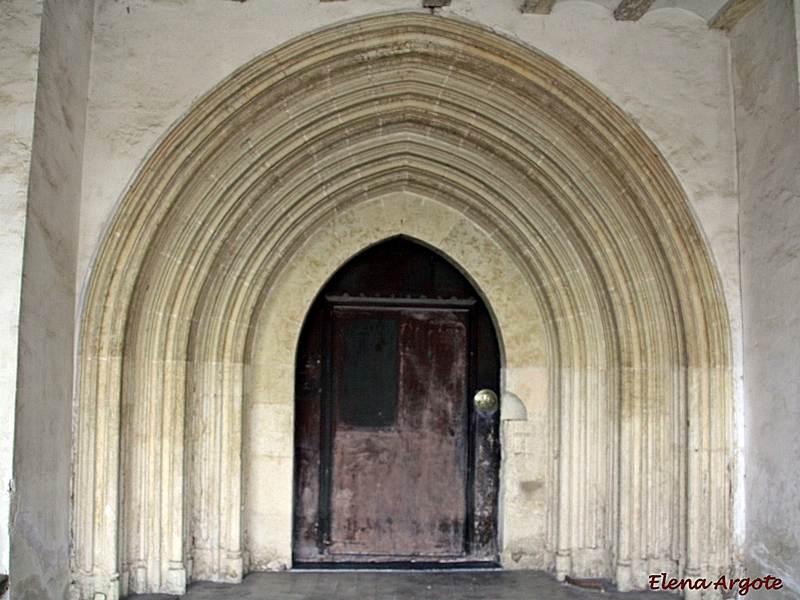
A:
[
  {"left": 328, "top": 305, "right": 469, "bottom": 557},
  {"left": 293, "top": 239, "right": 499, "bottom": 566}
]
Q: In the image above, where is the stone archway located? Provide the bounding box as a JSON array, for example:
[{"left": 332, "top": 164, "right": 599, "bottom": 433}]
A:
[
  {"left": 245, "top": 202, "right": 544, "bottom": 575},
  {"left": 72, "top": 12, "right": 732, "bottom": 600}
]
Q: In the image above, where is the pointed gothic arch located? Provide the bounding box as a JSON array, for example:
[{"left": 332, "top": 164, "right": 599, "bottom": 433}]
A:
[{"left": 73, "top": 12, "right": 732, "bottom": 600}]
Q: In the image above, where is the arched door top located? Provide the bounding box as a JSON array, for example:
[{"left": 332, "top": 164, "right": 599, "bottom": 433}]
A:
[
  {"left": 321, "top": 237, "right": 480, "bottom": 301},
  {"left": 293, "top": 237, "right": 501, "bottom": 566}
]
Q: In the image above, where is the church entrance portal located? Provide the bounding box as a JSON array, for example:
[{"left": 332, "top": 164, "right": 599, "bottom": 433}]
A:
[
  {"left": 70, "top": 14, "right": 733, "bottom": 597},
  {"left": 292, "top": 238, "right": 501, "bottom": 566}
]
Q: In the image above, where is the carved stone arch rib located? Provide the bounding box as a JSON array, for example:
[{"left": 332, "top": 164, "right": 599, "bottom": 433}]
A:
[{"left": 73, "top": 12, "right": 732, "bottom": 600}]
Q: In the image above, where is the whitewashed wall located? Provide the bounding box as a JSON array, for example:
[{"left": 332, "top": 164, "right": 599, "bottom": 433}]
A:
[
  {"left": 733, "top": 1, "right": 800, "bottom": 597},
  {"left": 9, "top": 0, "right": 94, "bottom": 598},
  {"left": 0, "top": 0, "right": 44, "bottom": 581}
]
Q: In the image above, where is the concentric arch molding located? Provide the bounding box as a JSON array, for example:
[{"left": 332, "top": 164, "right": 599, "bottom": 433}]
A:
[{"left": 72, "top": 12, "right": 733, "bottom": 600}]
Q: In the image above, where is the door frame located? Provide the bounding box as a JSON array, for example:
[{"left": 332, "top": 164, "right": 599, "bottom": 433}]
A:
[{"left": 292, "top": 243, "right": 501, "bottom": 568}]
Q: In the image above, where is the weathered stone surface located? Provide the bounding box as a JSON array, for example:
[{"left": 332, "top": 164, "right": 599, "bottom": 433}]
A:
[
  {"left": 733, "top": 1, "right": 800, "bottom": 597},
  {"left": 125, "top": 570, "right": 681, "bottom": 600},
  {"left": 710, "top": 0, "right": 764, "bottom": 30},
  {"left": 0, "top": 0, "right": 42, "bottom": 577},
  {"left": 522, "top": 0, "right": 556, "bottom": 14},
  {"left": 8, "top": 0, "right": 93, "bottom": 599},
  {"left": 613, "top": 0, "right": 656, "bottom": 21}
]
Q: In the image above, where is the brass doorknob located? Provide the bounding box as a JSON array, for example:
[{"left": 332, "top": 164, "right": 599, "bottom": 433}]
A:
[{"left": 474, "top": 389, "right": 498, "bottom": 413}]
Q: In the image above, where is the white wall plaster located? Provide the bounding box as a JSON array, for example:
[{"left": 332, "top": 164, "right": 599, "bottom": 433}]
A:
[
  {"left": 0, "top": 0, "right": 44, "bottom": 575},
  {"left": 10, "top": 0, "right": 94, "bottom": 598},
  {"left": 733, "top": 1, "right": 800, "bottom": 597}
]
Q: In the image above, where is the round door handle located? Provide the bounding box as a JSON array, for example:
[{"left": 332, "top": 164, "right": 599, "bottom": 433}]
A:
[{"left": 474, "top": 389, "right": 498, "bottom": 413}]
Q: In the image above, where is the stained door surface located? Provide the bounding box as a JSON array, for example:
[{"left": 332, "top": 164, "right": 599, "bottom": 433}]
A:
[
  {"left": 330, "top": 307, "right": 468, "bottom": 556},
  {"left": 293, "top": 239, "right": 500, "bottom": 566}
]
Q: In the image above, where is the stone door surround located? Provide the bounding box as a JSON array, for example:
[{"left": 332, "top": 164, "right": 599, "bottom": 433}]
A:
[{"left": 72, "top": 12, "right": 732, "bottom": 600}]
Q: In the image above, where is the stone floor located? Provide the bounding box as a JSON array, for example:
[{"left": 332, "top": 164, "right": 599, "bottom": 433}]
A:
[{"left": 126, "top": 570, "right": 678, "bottom": 600}]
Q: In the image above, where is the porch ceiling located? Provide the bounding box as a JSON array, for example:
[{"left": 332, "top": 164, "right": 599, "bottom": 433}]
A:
[
  {"left": 523, "top": 0, "right": 762, "bottom": 28},
  {"left": 335, "top": 0, "right": 765, "bottom": 30}
]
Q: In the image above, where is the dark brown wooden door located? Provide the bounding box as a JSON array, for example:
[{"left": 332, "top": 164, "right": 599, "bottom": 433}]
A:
[
  {"left": 293, "top": 238, "right": 499, "bottom": 566},
  {"left": 329, "top": 306, "right": 469, "bottom": 557}
]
